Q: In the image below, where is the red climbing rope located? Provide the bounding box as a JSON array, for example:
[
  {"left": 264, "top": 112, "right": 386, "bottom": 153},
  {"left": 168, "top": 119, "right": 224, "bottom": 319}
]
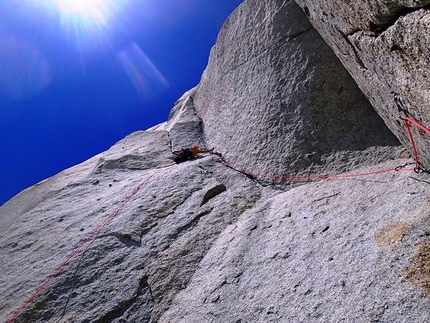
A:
[
  {"left": 404, "top": 118, "right": 420, "bottom": 170},
  {"left": 8, "top": 116, "right": 430, "bottom": 322},
  {"left": 403, "top": 117, "right": 430, "bottom": 135},
  {"left": 210, "top": 116, "right": 430, "bottom": 179},
  {"left": 403, "top": 116, "right": 430, "bottom": 171},
  {"left": 7, "top": 159, "right": 174, "bottom": 323},
  {"left": 210, "top": 155, "right": 414, "bottom": 180}
]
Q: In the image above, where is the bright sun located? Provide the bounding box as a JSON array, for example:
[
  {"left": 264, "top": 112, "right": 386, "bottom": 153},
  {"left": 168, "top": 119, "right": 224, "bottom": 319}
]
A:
[
  {"left": 57, "top": 0, "right": 112, "bottom": 26},
  {"left": 39, "top": 0, "right": 126, "bottom": 50}
]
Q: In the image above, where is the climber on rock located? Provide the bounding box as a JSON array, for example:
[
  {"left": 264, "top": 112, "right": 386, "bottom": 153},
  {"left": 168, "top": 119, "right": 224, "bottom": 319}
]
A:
[{"left": 173, "top": 146, "right": 213, "bottom": 163}]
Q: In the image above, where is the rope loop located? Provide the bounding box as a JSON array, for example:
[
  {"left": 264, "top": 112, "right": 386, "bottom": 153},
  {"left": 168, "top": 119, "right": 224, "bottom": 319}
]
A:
[{"left": 414, "top": 163, "right": 430, "bottom": 174}]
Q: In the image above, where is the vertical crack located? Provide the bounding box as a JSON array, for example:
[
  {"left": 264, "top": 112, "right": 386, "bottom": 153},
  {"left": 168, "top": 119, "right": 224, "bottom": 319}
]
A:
[{"left": 338, "top": 28, "right": 367, "bottom": 69}]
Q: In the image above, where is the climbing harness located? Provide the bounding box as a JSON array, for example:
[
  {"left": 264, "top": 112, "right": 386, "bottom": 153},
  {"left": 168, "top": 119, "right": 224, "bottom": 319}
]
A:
[{"left": 173, "top": 148, "right": 194, "bottom": 163}]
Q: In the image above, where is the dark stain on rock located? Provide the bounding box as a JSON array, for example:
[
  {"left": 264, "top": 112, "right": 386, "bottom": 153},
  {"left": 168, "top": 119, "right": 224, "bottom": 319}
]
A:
[
  {"left": 321, "top": 225, "right": 330, "bottom": 233},
  {"left": 200, "top": 184, "right": 227, "bottom": 206}
]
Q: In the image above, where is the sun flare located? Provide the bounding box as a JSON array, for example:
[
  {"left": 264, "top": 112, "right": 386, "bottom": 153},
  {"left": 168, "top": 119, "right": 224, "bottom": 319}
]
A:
[
  {"left": 57, "top": 0, "right": 111, "bottom": 26},
  {"left": 39, "top": 0, "right": 126, "bottom": 50}
]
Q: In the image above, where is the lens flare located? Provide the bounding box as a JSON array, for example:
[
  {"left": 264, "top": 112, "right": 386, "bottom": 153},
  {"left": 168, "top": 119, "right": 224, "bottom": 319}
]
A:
[
  {"left": 0, "top": 36, "right": 51, "bottom": 101},
  {"left": 117, "top": 43, "right": 169, "bottom": 102}
]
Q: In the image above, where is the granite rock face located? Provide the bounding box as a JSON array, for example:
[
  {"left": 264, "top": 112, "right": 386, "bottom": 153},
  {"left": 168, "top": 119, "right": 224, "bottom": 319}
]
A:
[
  {"left": 159, "top": 163, "right": 430, "bottom": 323},
  {"left": 193, "top": 0, "right": 400, "bottom": 177},
  {"left": 294, "top": 0, "right": 430, "bottom": 166},
  {"left": 156, "top": 87, "right": 206, "bottom": 151},
  {"left": 2, "top": 1, "right": 430, "bottom": 323},
  {"left": 0, "top": 130, "right": 263, "bottom": 323},
  {"left": 1, "top": 129, "right": 430, "bottom": 323}
]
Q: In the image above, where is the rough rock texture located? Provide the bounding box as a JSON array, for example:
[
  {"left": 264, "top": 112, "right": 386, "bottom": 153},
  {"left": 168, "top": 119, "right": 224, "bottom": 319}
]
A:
[
  {"left": 0, "top": 130, "right": 262, "bottom": 323},
  {"left": 1, "top": 129, "right": 430, "bottom": 323},
  {"left": 160, "top": 164, "right": 430, "bottom": 323},
  {"left": 154, "top": 87, "right": 206, "bottom": 151},
  {"left": 2, "top": 1, "right": 430, "bottom": 322},
  {"left": 294, "top": 0, "right": 430, "bottom": 167},
  {"left": 192, "top": 0, "right": 400, "bottom": 177}
]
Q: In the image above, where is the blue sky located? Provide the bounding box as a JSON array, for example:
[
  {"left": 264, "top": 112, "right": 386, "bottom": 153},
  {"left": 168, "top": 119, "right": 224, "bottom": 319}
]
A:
[{"left": 0, "top": 0, "right": 243, "bottom": 206}]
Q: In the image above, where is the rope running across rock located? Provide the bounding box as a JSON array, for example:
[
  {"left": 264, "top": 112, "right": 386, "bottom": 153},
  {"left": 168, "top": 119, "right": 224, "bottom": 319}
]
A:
[{"left": 7, "top": 117, "right": 429, "bottom": 322}]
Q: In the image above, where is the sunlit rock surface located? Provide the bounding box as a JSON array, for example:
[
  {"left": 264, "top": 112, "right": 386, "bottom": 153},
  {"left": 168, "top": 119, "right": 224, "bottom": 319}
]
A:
[
  {"left": 294, "top": 0, "right": 430, "bottom": 166},
  {"left": 193, "top": 0, "right": 400, "bottom": 177},
  {"left": 2, "top": 1, "right": 430, "bottom": 322}
]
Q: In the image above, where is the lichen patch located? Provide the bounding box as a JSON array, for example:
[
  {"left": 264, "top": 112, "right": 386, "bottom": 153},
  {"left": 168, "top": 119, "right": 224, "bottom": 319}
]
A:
[
  {"left": 406, "top": 237, "right": 430, "bottom": 296},
  {"left": 374, "top": 221, "right": 410, "bottom": 246}
]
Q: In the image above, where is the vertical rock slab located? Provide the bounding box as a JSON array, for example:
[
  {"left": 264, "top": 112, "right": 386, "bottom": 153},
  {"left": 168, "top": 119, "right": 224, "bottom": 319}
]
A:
[
  {"left": 294, "top": 0, "right": 430, "bottom": 166},
  {"left": 193, "top": 0, "right": 399, "bottom": 177},
  {"left": 163, "top": 87, "right": 207, "bottom": 151}
]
